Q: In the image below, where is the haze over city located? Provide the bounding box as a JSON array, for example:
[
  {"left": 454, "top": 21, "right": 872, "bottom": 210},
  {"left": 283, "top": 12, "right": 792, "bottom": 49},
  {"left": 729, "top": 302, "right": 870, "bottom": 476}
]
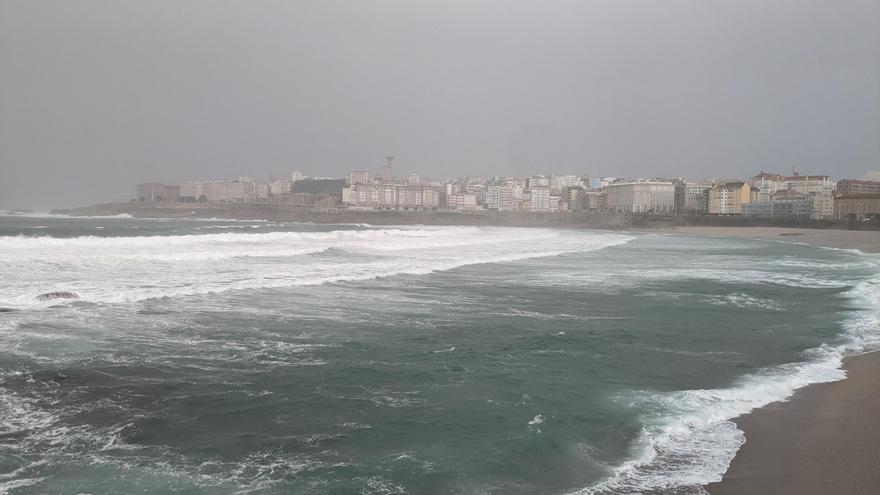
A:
[{"left": 2, "top": 0, "right": 878, "bottom": 209}]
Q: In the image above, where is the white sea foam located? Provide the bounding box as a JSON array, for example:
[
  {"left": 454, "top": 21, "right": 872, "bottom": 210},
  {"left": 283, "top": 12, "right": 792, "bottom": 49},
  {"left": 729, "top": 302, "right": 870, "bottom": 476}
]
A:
[
  {"left": 0, "top": 226, "right": 633, "bottom": 306},
  {"left": 573, "top": 255, "right": 880, "bottom": 495}
]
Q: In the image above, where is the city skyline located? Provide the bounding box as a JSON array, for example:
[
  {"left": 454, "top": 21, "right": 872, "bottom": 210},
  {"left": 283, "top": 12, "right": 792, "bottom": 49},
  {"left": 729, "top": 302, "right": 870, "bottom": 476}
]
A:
[{"left": 2, "top": 0, "right": 879, "bottom": 209}]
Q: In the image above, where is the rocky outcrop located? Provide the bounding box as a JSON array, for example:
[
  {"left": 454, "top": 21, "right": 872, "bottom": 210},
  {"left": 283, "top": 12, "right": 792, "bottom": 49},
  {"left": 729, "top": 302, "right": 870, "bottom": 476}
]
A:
[{"left": 36, "top": 291, "right": 79, "bottom": 301}]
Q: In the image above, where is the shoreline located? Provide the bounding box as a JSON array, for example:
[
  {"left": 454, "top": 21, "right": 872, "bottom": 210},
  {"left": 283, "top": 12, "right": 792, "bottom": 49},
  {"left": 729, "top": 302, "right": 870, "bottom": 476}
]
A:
[
  {"left": 8, "top": 206, "right": 880, "bottom": 493},
  {"left": 706, "top": 351, "right": 880, "bottom": 495},
  {"left": 640, "top": 226, "right": 880, "bottom": 253},
  {"left": 697, "top": 228, "right": 879, "bottom": 494}
]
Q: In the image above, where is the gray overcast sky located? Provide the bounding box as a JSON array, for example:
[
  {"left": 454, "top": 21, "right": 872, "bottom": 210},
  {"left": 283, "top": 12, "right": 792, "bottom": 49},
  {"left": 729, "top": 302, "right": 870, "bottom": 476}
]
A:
[{"left": 1, "top": 0, "right": 878, "bottom": 209}]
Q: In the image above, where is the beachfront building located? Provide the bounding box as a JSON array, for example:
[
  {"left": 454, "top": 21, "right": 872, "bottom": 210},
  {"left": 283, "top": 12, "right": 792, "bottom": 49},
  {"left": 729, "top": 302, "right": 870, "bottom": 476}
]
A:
[
  {"left": 750, "top": 172, "right": 784, "bottom": 203},
  {"left": 674, "top": 179, "right": 715, "bottom": 214},
  {"left": 743, "top": 189, "right": 813, "bottom": 218},
  {"left": 550, "top": 175, "right": 580, "bottom": 193},
  {"left": 782, "top": 173, "right": 835, "bottom": 219},
  {"left": 837, "top": 179, "right": 880, "bottom": 196},
  {"left": 834, "top": 194, "right": 880, "bottom": 220},
  {"left": 486, "top": 183, "right": 515, "bottom": 211},
  {"left": 344, "top": 182, "right": 440, "bottom": 210},
  {"left": 348, "top": 171, "right": 370, "bottom": 185},
  {"left": 604, "top": 181, "right": 675, "bottom": 214},
  {"left": 708, "top": 182, "right": 759, "bottom": 215},
  {"left": 529, "top": 186, "right": 551, "bottom": 212}
]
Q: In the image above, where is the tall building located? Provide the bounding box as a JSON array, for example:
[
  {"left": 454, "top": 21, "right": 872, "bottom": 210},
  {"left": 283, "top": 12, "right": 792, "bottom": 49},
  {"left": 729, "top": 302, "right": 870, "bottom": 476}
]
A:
[
  {"left": 382, "top": 156, "right": 394, "bottom": 182},
  {"left": 349, "top": 171, "right": 370, "bottom": 185},
  {"left": 750, "top": 172, "right": 784, "bottom": 203},
  {"left": 782, "top": 173, "right": 835, "bottom": 219},
  {"left": 550, "top": 175, "right": 579, "bottom": 193},
  {"left": 529, "top": 186, "right": 550, "bottom": 211},
  {"left": 708, "top": 182, "right": 759, "bottom": 215},
  {"left": 604, "top": 181, "right": 675, "bottom": 214},
  {"left": 674, "top": 180, "right": 714, "bottom": 214}
]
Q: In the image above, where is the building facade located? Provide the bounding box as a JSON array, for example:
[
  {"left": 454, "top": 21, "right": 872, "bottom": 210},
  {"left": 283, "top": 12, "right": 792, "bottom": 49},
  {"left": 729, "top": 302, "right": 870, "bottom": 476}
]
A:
[
  {"left": 604, "top": 181, "right": 675, "bottom": 214},
  {"left": 708, "top": 182, "right": 759, "bottom": 215},
  {"left": 782, "top": 174, "right": 835, "bottom": 219},
  {"left": 750, "top": 172, "right": 784, "bottom": 203},
  {"left": 833, "top": 195, "right": 880, "bottom": 220},
  {"left": 837, "top": 179, "right": 880, "bottom": 196}
]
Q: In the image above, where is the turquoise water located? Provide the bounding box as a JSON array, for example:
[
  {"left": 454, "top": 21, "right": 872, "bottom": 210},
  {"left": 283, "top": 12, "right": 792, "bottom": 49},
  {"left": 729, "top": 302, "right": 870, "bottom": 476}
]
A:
[{"left": 0, "top": 215, "right": 878, "bottom": 494}]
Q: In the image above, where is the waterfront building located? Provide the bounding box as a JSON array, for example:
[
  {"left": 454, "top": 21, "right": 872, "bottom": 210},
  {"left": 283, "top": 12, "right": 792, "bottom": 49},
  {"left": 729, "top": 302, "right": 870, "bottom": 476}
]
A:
[
  {"left": 708, "top": 182, "right": 759, "bottom": 215},
  {"left": 743, "top": 188, "right": 813, "bottom": 218},
  {"left": 486, "top": 183, "right": 515, "bottom": 211},
  {"left": 349, "top": 171, "right": 370, "bottom": 185},
  {"left": 865, "top": 171, "right": 880, "bottom": 182},
  {"left": 782, "top": 173, "right": 835, "bottom": 219},
  {"left": 136, "top": 183, "right": 170, "bottom": 202},
  {"left": 344, "top": 183, "right": 440, "bottom": 210},
  {"left": 446, "top": 193, "right": 478, "bottom": 211},
  {"left": 674, "top": 179, "right": 714, "bottom": 214},
  {"left": 180, "top": 181, "right": 206, "bottom": 202},
  {"left": 529, "top": 186, "right": 551, "bottom": 212},
  {"left": 837, "top": 179, "right": 880, "bottom": 196},
  {"left": 604, "top": 181, "right": 675, "bottom": 214},
  {"left": 834, "top": 194, "right": 880, "bottom": 220},
  {"left": 750, "top": 172, "right": 784, "bottom": 203},
  {"left": 550, "top": 175, "right": 579, "bottom": 193}
]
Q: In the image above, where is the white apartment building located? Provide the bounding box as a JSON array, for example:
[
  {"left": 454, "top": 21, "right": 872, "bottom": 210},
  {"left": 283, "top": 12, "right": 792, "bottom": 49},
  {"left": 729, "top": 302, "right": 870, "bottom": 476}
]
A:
[
  {"left": 349, "top": 171, "right": 370, "bottom": 185},
  {"left": 486, "top": 183, "right": 515, "bottom": 211},
  {"left": 604, "top": 181, "right": 675, "bottom": 214},
  {"left": 551, "top": 175, "right": 579, "bottom": 193},
  {"left": 344, "top": 183, "right": 440, "bottom": 210},
  {"left": 529, "top": 186, "right": 551, "bottom": 211},
  {"left": 180, "top": 181, "right": 205, "bottom": 201}
]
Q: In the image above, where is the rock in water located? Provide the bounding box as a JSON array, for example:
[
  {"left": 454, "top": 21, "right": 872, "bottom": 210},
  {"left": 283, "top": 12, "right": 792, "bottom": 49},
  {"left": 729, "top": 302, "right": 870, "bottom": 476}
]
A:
[
  {"left": 36, "top": 291, "right": 79, "bottom": 301},
  {"left": 0, "top": 307, "right": 15, "bottom": 313}
]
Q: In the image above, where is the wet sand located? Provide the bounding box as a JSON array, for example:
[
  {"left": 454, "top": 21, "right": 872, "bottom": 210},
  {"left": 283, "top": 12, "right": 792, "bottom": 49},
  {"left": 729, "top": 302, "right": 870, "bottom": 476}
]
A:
[
  {"left": 645, "top": 226, "right": 880, "bottom": 253},
  {"left": 665, "top": 227, "right": 880, "bottom": 494},
  {"left": 706, "top": 351, "right": 880, "bottom": 495}
]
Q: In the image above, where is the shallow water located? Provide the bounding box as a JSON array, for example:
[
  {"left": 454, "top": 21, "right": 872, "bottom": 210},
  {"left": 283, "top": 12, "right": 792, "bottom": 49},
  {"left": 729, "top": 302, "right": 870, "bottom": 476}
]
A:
[{"left": 1, "top": 215, "right": 877, "bottom": 494}]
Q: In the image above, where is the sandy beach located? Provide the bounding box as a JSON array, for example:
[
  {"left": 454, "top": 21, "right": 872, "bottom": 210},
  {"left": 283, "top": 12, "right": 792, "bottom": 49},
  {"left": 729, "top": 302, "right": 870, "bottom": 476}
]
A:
[
  {"left": 644, "top": 226, "right": 880, "bottom": 253},
  {"left": 706, "top": 351, "right": 880, "bottom": 495},
  {"left": 683, "top": 227, "right": 880, "bottom": 494}
]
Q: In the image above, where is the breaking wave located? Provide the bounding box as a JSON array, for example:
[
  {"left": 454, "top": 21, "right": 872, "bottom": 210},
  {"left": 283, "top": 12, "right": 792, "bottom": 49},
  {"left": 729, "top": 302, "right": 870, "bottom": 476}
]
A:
[
  {"left": 0, "top": 226, "right": 633, "bottom": 306},
  {"left": 574, "top": 255, "right": 880, "bottom": 495}
]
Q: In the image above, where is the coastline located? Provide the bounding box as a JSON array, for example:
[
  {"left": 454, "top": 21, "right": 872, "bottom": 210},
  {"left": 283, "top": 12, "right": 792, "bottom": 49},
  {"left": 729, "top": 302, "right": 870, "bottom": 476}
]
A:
[
  {"left": 30, "top": 204, "right": 880, "bottom": 494},
  {"left": 705, "top": 351, "right": 880, "bottom": 495},
  {"left": 697, "top": 228, "right": 879, "bottom": 494},
  {"left": 643, "top": 225, "right": 880, "bottom": 253}
]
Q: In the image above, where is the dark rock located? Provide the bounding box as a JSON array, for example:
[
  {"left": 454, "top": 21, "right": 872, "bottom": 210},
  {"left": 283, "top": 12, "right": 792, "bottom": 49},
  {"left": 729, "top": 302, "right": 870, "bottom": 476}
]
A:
[
  {"left": 36, "top": 291, "right": 79, "bottom": 301},
  {"left": 0, "top": 307, "right": 14, "bottom": 313}
]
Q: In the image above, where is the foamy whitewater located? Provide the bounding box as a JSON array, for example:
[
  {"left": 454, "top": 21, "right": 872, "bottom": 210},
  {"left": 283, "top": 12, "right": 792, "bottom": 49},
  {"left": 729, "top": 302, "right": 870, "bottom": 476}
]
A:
[{"left": 0, "top": 215, "right": 878, "bottom": 494}]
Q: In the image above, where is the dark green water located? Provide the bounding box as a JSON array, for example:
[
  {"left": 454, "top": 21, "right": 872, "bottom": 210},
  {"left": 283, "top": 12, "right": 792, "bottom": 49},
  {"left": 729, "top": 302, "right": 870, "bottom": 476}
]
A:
[{"left": 0, "top": 215, "right": 877, "bottom": 494}]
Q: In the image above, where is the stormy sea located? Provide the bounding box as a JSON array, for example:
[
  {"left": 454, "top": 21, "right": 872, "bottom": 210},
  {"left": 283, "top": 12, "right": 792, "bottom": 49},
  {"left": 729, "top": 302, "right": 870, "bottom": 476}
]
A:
[{"left": 0, "top": 214, "right": 878, "bottom": 494}]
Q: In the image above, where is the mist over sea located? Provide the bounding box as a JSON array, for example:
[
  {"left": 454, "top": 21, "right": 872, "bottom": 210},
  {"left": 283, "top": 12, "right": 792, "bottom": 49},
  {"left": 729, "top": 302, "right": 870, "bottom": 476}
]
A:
[{"left": 0, "top": 215, "right": 877, "bottom": 494}]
